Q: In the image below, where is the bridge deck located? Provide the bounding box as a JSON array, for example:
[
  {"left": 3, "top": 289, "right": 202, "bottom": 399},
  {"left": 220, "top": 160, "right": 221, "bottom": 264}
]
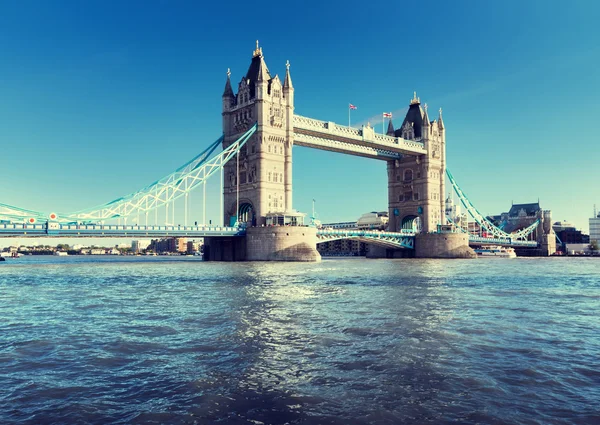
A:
[
  {"left": 0, "top": 222, "right": 539, "bottom": 249},
  {"left": 293, "top": 115, "right": 426, "bottom": 160},
  {"left": 0, "top": 223, "right": 243, "bottom": 238}
]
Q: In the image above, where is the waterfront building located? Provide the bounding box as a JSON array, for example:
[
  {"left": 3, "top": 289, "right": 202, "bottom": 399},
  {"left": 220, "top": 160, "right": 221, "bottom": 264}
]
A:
[
  {"left": 131, "top": 239, "right": 151, "bottom": 253},
  {"left": 552, "top": 221, "right": 588, "bottom": 253},
  {"left": 149, "top": 238, "right": 177, "bottom": 253},
  {"left": 590, "top": 210, "right": 600, "bottom": 244},
  {"left": 176, "top": 238, "right": 188, "bottom": 253},
  {"left": 186, "top": 240, "right": 203, "bottom": 254}
]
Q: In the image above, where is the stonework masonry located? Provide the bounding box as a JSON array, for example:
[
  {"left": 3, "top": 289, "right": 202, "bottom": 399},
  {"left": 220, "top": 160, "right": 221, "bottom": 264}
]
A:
[
  {"left": 203, "top": 227, "right": 321, "bottom": 262},
  {"left": 221, "top": 42, "right": 294, "bottom": 227},
  {"left": 415, "top": 233, "right": 476, "bottom": 258},
  {"left": 246, "top": 227, "right": 321, "bottom": 261},
  {"left": 387, "top": 94, "right": 446, "bottom": 234}
]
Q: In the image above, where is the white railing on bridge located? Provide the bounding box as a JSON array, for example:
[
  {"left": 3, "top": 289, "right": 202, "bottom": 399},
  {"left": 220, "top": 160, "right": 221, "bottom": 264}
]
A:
[
  {"left": 0, "top": 223, "right": 244, "bottom": 237},
  {"left": 293, "top": 132, "right": 399, "bottom": 160},
  {"left": 293, "top": 114, "right": 426, "bottom": 155}
]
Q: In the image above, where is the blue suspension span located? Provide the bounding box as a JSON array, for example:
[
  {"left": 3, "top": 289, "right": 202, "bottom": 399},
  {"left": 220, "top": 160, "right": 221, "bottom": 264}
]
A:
[
  {"left": 0, "top": 125, "right": 257, "bottom": 224},
  {"left": 446, "top": 169, "right": 539, "bottom": 241}
]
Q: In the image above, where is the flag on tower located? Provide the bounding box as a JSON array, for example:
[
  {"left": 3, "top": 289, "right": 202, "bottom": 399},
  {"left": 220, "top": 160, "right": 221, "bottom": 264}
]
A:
[
  {"left": 349, "top": 104, "right": 357, "bottom": 110},
  {"left": 383, "top": 112, "right": 392, "bottom": 118}
]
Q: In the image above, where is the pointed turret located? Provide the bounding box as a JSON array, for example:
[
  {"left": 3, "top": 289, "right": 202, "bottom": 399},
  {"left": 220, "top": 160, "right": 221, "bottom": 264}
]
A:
[
  {"left": 386, "top": 119, "right": 395, "bottom": 136},
  {"left": 222, "top": 68, "right": 234, "bottom": 98},
  {"left": 438, "top": 107, "right": 444, "bottom": 130},
  {"left": 283, "top": 60, "right": 293, "bottom": 89},
  {"left": 256, "top": 56, "right": 268, "bottom": 82},
  {"left": 422, "top": 103, "right": 430, "bottom": 127}
]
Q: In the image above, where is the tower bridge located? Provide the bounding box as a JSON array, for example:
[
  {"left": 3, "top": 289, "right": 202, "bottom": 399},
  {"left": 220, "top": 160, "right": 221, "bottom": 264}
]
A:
[{"left": 0, "top": 42, "right": 554, "bottom": 259}]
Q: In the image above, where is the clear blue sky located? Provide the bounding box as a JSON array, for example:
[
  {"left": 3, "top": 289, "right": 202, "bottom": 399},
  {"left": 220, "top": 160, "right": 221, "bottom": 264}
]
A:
[{"left": 1, "top": 0, "right": 599, "bottom": 246}]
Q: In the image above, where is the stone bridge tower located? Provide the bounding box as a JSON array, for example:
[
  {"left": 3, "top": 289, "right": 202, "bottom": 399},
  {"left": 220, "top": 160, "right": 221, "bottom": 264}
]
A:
[
  {"left": 386, "top": 93, "right": 446, "bottom": 234},
  {"left": 221, "top": 42, "right": 294, "bottom": 226}
]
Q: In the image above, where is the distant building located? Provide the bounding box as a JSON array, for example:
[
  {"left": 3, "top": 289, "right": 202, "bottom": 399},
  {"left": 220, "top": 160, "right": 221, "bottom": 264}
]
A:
[
  {"left": 553, "top": 221, "right": 588, "bottom": 253},
  {"left": 149, "top": 238, "right": 177, "bottom": 253},
  {"left": 186, "top": 239, "right": 203, "bottom": 254},
  {"left": 132, "top": 239, "right": 151, "bottom": 253},
  {"left": 175, "top": 238, "right": 188, "bottom": 253},
  {"left": 565, "top": 243, "right": 592, "bottom": 255},
  {"left": 590, "top": 211, "right": 600, "bottom": 244}
]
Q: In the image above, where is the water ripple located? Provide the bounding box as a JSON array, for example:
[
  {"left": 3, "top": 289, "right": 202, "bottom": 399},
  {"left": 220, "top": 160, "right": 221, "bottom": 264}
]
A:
[{"left": 0, "top": 256, "right": 599, "bottom": 424}]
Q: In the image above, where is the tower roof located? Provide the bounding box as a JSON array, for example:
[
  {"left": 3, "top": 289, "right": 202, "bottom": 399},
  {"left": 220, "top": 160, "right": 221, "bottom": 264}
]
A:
[
  {"left": 508, "top": 202, "right": 541, "bottom": 218},
  {"left": 395, "top": 92, "right": 425, "bottom": 138},
  {"left": 244, "top": 40, "right": 271, "bottom": 98}
]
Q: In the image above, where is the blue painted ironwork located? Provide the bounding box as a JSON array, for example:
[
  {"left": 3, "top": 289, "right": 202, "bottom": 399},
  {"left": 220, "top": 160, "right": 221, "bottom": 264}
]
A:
[
  {"left": 0, "top": 124, "right": 257, "bottom": 224},
  {"left": 447, "top": 169, "right": 539, "bottom": 241},
  {"left": 317, "top": 229, "right": 415, "bottom": 249},
  {"left": 468, "top": 235, "right": 538, "bottom": 248}
]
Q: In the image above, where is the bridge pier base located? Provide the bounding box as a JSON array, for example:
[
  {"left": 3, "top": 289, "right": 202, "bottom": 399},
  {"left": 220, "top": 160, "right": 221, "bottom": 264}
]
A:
[
  {"left": 203, "top": 227, "right": 321, "bottom": 262},
  {"left": 415, "top": 233, "right": 476, "bottom": 259},
  {"left": 203, "top": 236, "right": 247, "bottom": 261},
  {"left": 246, "top": 227, "right": 321, "bottom": 262}
]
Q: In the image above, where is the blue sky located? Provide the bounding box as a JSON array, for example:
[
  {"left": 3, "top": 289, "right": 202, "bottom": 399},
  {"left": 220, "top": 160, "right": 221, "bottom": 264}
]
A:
[{"left": 1, "top": 0, "right": 599, "bottom": 246}]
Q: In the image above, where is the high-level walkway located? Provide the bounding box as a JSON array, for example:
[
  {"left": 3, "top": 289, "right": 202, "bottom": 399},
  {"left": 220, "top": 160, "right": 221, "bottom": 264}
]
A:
[{"left": 293, "top": 115, "right": 426, "bottom": 160}]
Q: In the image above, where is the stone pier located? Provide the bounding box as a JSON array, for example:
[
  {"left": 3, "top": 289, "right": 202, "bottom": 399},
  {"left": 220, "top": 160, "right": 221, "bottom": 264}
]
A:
[
  {"left": 415, "top": 233, "right": 475, "bottom": 258},
  {"left": 203, "top": 227, "right": 321, "bottom": 262}
]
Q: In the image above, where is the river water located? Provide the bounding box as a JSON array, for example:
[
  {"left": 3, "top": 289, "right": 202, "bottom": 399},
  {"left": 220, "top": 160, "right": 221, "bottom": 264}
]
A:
[{"left": 0, "top": 256, "right": 599, "bottom": 424}]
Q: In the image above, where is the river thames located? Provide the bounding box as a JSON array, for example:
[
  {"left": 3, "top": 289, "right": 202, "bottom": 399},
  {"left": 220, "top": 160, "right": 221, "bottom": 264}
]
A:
[{"left": 1, "top": 256, "right": 598, "bottom": 424}]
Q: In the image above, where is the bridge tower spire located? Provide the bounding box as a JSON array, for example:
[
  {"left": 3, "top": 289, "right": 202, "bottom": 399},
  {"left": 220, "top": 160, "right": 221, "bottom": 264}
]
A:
[
  {"left": 386, "top": 118, "right": 395, "bottom": 136},
  {"left": 221, "top": 42, "right": 295, "bottom": 226}
]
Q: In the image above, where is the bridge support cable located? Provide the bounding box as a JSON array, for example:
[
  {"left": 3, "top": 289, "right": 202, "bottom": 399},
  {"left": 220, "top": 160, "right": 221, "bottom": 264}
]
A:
[
  {"left": 446, "top": 169, "right": 539, "bottom": 241},
  {"left": 14, "top": 125, "right": 256, "bottom": 224}
]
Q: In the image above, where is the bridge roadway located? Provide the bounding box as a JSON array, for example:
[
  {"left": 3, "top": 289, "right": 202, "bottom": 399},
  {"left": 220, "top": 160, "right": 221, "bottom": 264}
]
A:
[
  {"left": 0, "top": 223, "right": 244, "bottom": 238},
  {"left": 0, "top": 223, "right": 537, "bottom": 248},
  {"left": 293, "top": 114, "right": 427, "bottom": 160}
]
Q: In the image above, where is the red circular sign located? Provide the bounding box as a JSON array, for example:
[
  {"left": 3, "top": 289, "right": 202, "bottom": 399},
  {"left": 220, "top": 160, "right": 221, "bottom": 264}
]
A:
[
  {"left": 28, "top": 218, "right": 36, "bottom": 224},
  {"left": 49, "top": 213, "right": 57, "bottom": 220}
]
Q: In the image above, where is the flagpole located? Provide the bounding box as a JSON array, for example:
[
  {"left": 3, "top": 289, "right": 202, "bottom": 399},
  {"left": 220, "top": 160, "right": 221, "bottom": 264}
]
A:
[
  {"left": 382, "top": 114, "right": 384, "bottom": 135},
  {"left": 348, "top": 104, "right": 351, "bottom": 127}
]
